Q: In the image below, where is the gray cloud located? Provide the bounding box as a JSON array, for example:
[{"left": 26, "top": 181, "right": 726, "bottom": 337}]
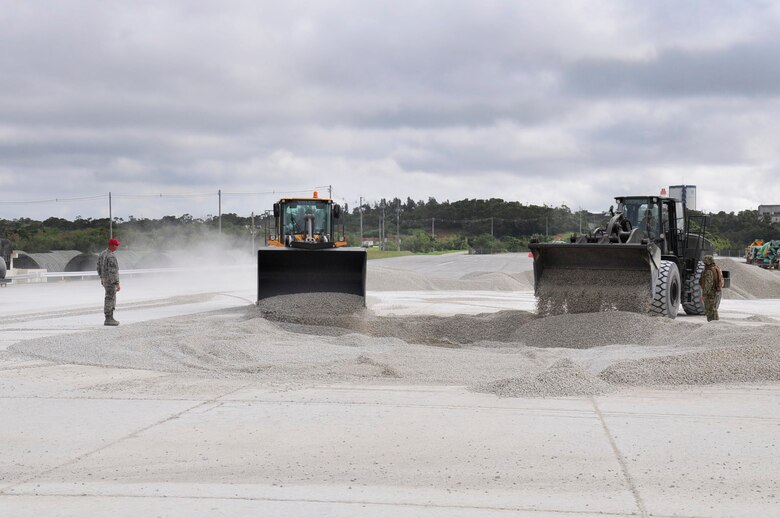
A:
[
  {"left": 564, "top": 41, "right": 780, "bottom": 98},
  {"left": 1, "top": 0, "right": 780, "bottom": 220}
]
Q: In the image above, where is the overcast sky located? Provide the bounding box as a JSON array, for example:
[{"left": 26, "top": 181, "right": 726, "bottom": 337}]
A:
[{"left": 2, "top": 0, "right": 780, "bottom": 220}]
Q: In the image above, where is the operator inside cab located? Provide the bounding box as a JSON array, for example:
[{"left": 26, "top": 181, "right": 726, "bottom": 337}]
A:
[{"left": 637, "top": 202, "right": 660, "bottom": 239}]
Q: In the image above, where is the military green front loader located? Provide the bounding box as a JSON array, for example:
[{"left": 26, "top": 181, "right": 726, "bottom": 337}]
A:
[{"left": 529, "top": 196, "right": 729, "bottom": 319}]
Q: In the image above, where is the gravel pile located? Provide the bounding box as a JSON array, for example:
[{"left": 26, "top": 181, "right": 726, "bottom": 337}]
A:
[
  {"left": 12, "top": 300, "right": 780, "bottom": 398},
  {"left": 257, "top": 296, "right": 538, "bottom": 346},
  {"left": 475, "top": 358, "right": 616, "bottom": 398},
  {"left": 717, "top": 258, "right": 780, "bottom": 299},
  {"left": 599, "top": 343, "right": 780, "bottom": 386},
  {"left": 255, "top": 292, "right": 367, "bottom": 322},
  {"left": 9, "top": 256, "right": 780, "bottom": 399},
  {"left": 514, "top": 311, "right": 699, "bottom": 348}
]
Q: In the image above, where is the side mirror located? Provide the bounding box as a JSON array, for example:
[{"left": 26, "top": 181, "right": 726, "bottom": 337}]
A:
[
  {"left": 333, "top": 204, "right": 341, "bottom": 219},
  {"left": 273, "top": 203, "right": 280, "bottom": 218},
  {"left": 609, "top": 205, "right": 614, "bottom": 216}
]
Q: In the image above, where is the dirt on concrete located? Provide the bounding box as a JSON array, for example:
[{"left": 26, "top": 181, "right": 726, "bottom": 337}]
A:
[{"left": 8, "top": 256, "right": 780, "bottom": 398}]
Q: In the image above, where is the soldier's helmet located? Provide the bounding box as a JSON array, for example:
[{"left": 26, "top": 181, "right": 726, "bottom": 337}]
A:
[{"left": 703, "top": 255, "right": 714, "bottom": 265}]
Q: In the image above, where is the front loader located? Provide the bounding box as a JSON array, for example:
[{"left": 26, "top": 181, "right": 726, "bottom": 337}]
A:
[
  {"left": 529, "top": 196, "right": 729, "bottom": 319},
  {"left": 257, "top": 192, "right": 367, "bottom": 304}
]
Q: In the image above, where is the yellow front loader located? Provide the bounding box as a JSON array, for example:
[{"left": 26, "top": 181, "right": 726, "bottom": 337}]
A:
[{"left": 257, "top": 192, "right": 366, "bottom": 303}]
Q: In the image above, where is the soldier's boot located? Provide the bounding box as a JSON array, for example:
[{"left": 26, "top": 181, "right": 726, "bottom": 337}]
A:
[{"left": 104, "top": 312, "right": 119, "bottom": 326}]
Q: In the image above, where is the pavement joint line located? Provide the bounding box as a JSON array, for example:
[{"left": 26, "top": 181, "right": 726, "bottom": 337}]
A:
[
  {"left": 590, "top": 396, "right": 648, "bottom": 518},
  {"left": 0, "top": 491, "right": 636, "bottom": 516},
  {"left": 0, "top": 394, "right": 599, "bottom": 417},
  {"left": 1, "top": 393, "right": 778, "bottom": 423},
  {"left": 599, "top": 410, "right": 780, "bottom": 422},
  {"left": 0, "top": 382, "right": 254, "bottom": 496}
]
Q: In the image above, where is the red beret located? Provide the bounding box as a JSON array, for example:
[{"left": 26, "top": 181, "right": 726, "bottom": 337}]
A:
[{"left": 108, "top": 238, "right": 121, "bottom": 246}]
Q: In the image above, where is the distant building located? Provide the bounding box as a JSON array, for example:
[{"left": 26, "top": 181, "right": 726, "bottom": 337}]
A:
[
  {"left": 758, "top": 205, "right": 780, "bottom": 223},
  {"left": 669, "top": 185, "right": 696, "bottom": 211}
]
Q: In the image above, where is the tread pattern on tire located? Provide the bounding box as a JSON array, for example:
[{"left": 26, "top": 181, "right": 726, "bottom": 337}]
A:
[
  {"left": 650, "top": 260, "right": 680, "bottom": 318},
  {"left": 682, "top": 260, "right": 706, "bottom": 316}
]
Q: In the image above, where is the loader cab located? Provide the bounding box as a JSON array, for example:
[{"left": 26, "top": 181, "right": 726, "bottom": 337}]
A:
[
  {"left": 616, "top": 196, "right": 680, "bottom": 256},
  {"left": 282, "top": 200, "right": 331, "bottom": 238},
  {"left": 271, "top": 195, "right": 345, "bottom": 249}
]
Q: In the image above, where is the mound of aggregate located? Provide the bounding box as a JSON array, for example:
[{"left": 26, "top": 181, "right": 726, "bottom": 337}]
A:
[
  {"left": 717, "top": 258, "right": 780, "bottom": 299},
  {"left": 9, "top": 256, "right": 780, "bottom": 399},
  {"left": 514, "top": 311, "right": 700, "bottom": 348},
  {"left": 474, "top": 359, "right": 616, "bottom": 398},
  {"left": 255, "top": 293, "right": 537, "bottom": 346},
  {"left": 599, "top": 343, "right": 780, "bottom": 386}
]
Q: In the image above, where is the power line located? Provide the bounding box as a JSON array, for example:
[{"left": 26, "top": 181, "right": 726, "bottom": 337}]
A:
[
  {"left": 112, "top": 193, "right": 213, "bottom": 199},
  {"left": 0, "top": 194, "right": 106, "bottom": 204},
  {"left": 221, "top": 187, "right": 329, "bottom": 196},
  {"left": 1, "top": 186, "right": 332, "bottom": 204}
]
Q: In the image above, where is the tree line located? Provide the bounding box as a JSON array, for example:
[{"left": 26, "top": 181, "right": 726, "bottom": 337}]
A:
[{"left": 1, "top": 198, "right": 778, "bottom": 254}]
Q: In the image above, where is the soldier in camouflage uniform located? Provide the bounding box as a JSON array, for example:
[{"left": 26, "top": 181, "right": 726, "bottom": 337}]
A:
[
  {"left": 97, "top": 238, "right": 121, "bottom": 326},
  {"left": 700, "top": 255, "right": 723, "bottom": 322}
]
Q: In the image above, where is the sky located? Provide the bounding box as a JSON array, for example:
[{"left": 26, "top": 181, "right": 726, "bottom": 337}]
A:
[{"left": 1, "top": 0, "right": 780, "bottom": 221}]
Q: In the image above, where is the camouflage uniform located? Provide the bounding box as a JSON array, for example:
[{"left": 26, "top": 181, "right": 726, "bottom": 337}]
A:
[
  {"left": 700, "top": 255, "right": 722, "bottom": 322},
  {"left": 97, "top": 248, "right": 120, "bottom": 324}
]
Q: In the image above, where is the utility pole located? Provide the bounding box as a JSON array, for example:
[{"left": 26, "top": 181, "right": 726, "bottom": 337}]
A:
[
  {"left": 396, "top": 204, "right": 401, "bottom": 251},
  {"left": 249, "top": 212, "right": 257, "bottom": 253},
  {"left": 108, "top": 192, "right": 113, "bottom": 238},
  {"left": 264, "top": 210, "right": 272, "bottom": 245},
  {"left": 381, "top": 200, "right": 386, "bottom": 251},
  {"left": 431, "top": 217, "right": 436, "bottom": 251},
  {"left": 218, "top": 189, "right": 222, "bottom": 234},
  {"left": 490, "top": 216, "right": 493, "bottom": 238},
  {"left": 579, "top": 207, "right": 582, "bottom": 234},
  {"left": 359, "top": 196, "right": 363, "bottom": 247},
  {"left": 545, "top": 215, "right": 549, "bottom": 238}
]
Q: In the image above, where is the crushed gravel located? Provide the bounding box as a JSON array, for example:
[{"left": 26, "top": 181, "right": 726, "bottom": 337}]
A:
[
  {"left": 536, "top": 269, "right": 651, "bottom": 316},
  {"left": 474, "top": 358, "right": 616, "bottom": 398},
  {"left": 717, "top": 258, "right": 780, "bottom": 299},
  {"left": 514, "top": 311, "right": 699, "bottom": 348},
  {"left": 8, "top": 256, "right": 780, "bottom": 398},
  {"left": 599, "top": 343, "right": 780, "bottom": 386}
]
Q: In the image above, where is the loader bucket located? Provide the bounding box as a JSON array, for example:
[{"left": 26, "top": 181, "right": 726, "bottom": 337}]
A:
[
  {"left": 257, "top": 247, "right": 367, "bottom": 304},
  {"left": 529, "top": 243, "right": 660, "bottom": 292},
  {"left": 528, "top": 242, "right": 661, "bottom": 315}
]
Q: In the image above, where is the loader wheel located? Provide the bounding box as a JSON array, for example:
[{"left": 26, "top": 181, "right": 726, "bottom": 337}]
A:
[
  {"left": 682, "top": 260, "right": 706, "bottom": 316},
  {"left": 650, "top": 260, "right": 680, "bottom": 318}
]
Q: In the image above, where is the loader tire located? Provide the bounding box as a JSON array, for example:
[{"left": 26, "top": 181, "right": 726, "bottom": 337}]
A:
[
  {"left": 682, "top": 260, "right": 706, "bottom": 316},
  {"left": 650, "top": 260, "right": 680, "bottom": 318}
]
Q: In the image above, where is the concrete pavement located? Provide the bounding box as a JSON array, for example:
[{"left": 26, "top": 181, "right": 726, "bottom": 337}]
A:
[{"left": 1, "top": 254, "right": 778, "bottom": 516}]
